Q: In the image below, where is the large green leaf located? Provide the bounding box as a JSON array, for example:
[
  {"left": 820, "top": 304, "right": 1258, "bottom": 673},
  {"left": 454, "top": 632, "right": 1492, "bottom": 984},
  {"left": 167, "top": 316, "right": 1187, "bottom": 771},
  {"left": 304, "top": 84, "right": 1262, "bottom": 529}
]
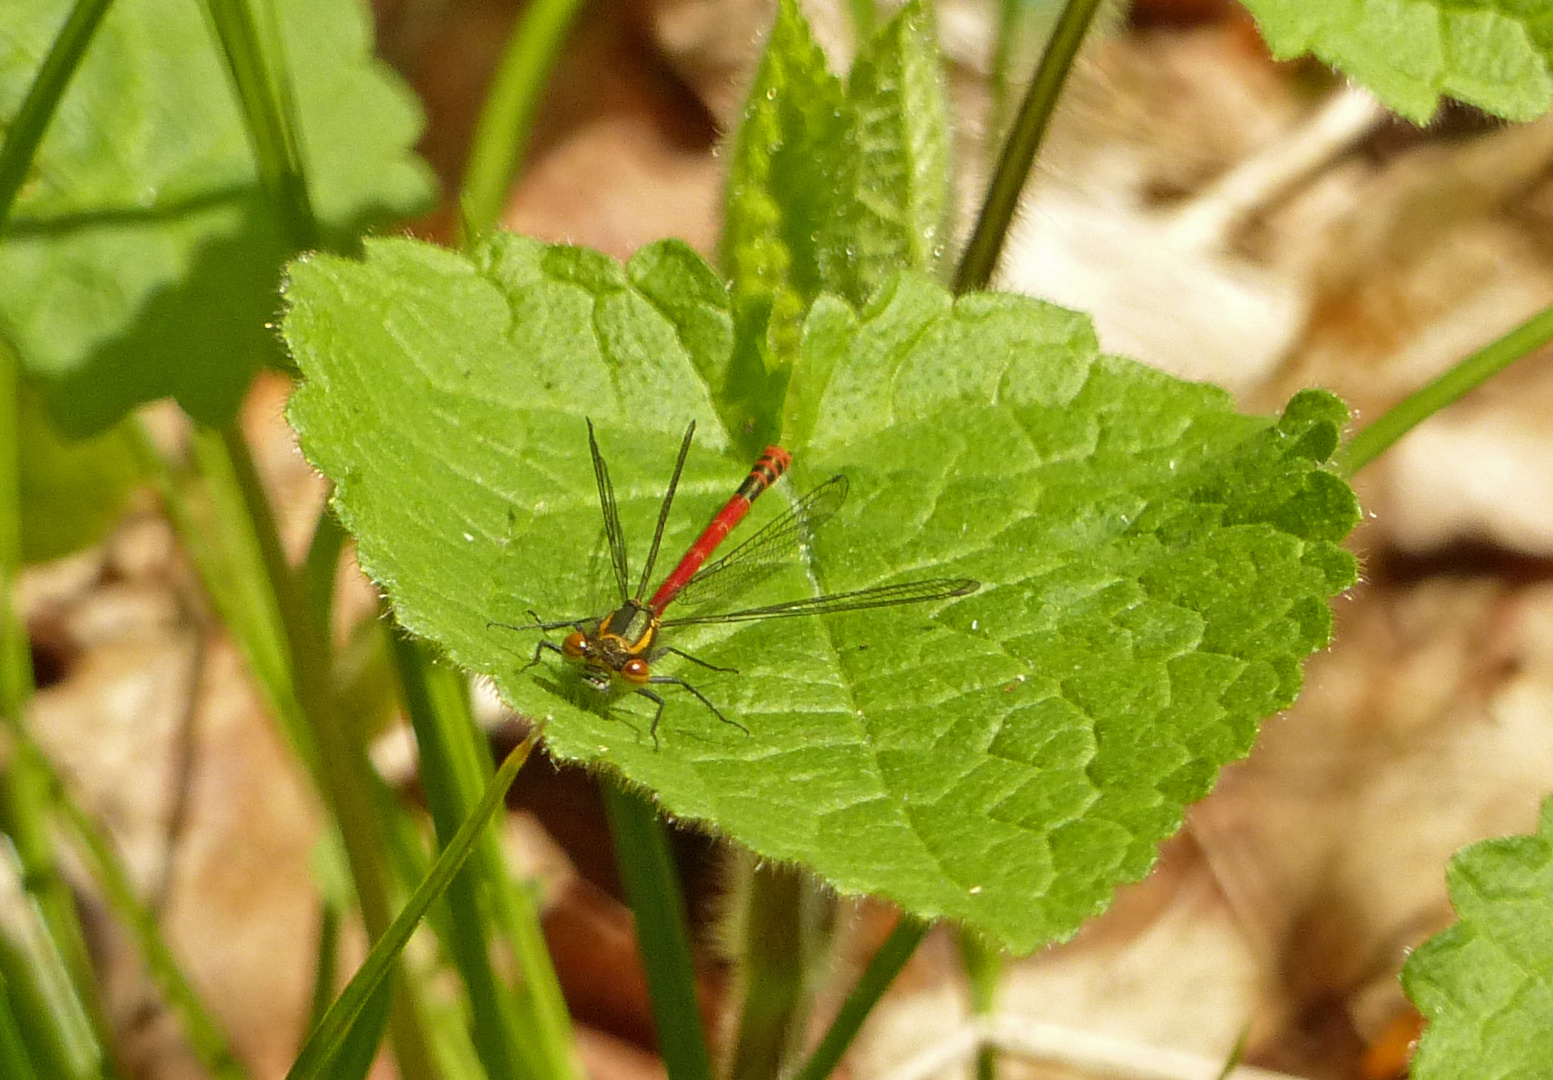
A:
[
  {"left": 0, "top": 0, "right": 433, "bottom": 436},
  {"left": 1240, "top": 0, "right": 1553, "bottom": 124},
  {"left": 1403, "top": 796, "right": 1553, "bottom": 1080},
  {"left": 284, "top": 234, "right": 1357, "bottom": 952}
]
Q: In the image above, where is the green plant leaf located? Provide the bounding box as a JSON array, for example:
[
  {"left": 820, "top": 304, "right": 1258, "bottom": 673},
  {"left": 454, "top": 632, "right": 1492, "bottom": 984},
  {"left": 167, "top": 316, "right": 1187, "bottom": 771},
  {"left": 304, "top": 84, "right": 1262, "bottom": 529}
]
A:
[
  {"left": 1239, "top": 0, "right": 1553, "bottom": 124},
  {"left": 16, "top": 375, "right": 139, "bottom": 564},
  {"left": 1402, "top": 796, "right": 1553, "bottom": 1079},
  {"left": 285, "top": 234, "right": 1358, "bottom": 952},
  {"left": 0, "top": 0, "right": 433, "bottom": 436}
]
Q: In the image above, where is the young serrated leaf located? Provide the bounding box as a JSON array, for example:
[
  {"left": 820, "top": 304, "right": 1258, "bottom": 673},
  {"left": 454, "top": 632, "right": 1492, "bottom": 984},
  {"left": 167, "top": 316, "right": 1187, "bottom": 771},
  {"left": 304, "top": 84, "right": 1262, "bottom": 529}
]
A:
[
  {"left": 0, "top": 0, "right": 433, "bottom": 436},
  {"left": 820, "top": 0, "right": 950, "bottom": 307},
  {"left": 284, "top": 235, "right": 1358, "bottom": 952},
  {"left": 1239, "top": 0, "right": 1553, "bottom": 124},
  {"left": 719, "top": 0, "right": 846, "bottom": 441},
  {"left": 718, "top": 0, "right": 950, "bottom": 445},
  {"left": 1403, "top": 796, "right": 1553, "bottom": 1080}
]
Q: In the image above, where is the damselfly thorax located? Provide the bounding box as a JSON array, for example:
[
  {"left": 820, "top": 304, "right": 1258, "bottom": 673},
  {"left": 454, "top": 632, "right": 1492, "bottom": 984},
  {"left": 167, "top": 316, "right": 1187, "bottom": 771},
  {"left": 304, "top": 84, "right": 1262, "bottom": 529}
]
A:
[{"left": 494, "top": 420, "right": 978, "bottom": 745}]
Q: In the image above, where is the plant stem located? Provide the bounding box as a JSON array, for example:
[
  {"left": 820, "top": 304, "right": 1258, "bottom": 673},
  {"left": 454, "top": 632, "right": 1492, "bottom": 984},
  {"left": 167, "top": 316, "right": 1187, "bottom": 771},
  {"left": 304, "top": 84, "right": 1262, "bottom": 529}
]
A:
[
  {"left": 600, "top": 780, "right": 714, "bottom": 1080},
  {"left": 791, "top": 916, "right": 929, "bottom": 1080},
  {"left": 0, "top": 0, "right": 116, "bottom": 233},
  {"left": 953, "top": 0, "right": 1104, "bottom": 294},
  {"left": 986, "top": 0, "right": 1023, "bottom": 163},
  {"left": 1339, "top": 304, "right": 1553, "bottom": 475},
  {"left": 727, "top": 860, "right": 835, "bottom": 1080},
  {"left": 0, "top": 351, "right": 114, "bottom": 1072},
  {"left": 210, "top": 424, "right": 435, "bottom": 1080},
  {"left": 391, "top": 634, "right": 578, "bottom": 1080},
  {"left": 299, "top": 508, "right": 347, "bottom": 647},
  {"left": 199, "top": 0, "right": 318, "bottom": 250},
  {"left": 40, "top": 744, "right": 250, "bottom": 1079},
  {"left": 459, "top": 0, "right": 590, "bottom": 243},
  {"left": 958, "top": 929, "right": 1002, "bottom": 1080}
]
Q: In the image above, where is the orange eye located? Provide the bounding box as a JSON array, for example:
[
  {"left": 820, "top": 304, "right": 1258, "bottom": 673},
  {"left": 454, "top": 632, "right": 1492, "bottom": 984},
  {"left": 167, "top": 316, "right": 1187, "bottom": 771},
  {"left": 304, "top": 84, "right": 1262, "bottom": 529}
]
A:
[
  {"left": 620, "top": 658, "right": 651, "bottom": 684},
  {"left": 561, "top": 631, "right": 588, "bottom": 658}
]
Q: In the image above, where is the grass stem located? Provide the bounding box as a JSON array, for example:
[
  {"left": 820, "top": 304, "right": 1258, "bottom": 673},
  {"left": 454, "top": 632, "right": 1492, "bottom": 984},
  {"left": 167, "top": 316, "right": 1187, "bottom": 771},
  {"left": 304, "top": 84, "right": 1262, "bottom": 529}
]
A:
[
  {"left": 459, "top": 0, "right": 589, "bottom": 244},
  {"left": 953, "top": 0, "right": 1104, "bottom": 294},
  {"left": 792, "top": 916, "right": 928, "bottom": 1080},
  {"left": 0, "top": 0, "right": 116, "bottom": 233},
  {"left": 600, "top": 780, "right": 713, "bottom": 1080},
  {"left": 1340, "top": 304, "right": 1553, "bottom": 475}
]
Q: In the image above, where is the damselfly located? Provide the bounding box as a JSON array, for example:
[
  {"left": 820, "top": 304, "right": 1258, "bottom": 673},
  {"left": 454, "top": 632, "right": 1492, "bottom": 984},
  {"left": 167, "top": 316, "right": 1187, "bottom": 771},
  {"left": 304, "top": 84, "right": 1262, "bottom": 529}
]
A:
[{"left": 497, "top": 420, "right": 979, "bottom": 744}]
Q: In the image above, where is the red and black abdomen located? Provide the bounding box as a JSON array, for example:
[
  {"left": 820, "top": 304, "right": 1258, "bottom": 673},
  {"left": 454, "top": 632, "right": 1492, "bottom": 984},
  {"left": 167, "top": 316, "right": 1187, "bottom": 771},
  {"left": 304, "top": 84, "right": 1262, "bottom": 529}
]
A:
[{"left": 647, "top": 445, "right": 792, "bottom": 614}]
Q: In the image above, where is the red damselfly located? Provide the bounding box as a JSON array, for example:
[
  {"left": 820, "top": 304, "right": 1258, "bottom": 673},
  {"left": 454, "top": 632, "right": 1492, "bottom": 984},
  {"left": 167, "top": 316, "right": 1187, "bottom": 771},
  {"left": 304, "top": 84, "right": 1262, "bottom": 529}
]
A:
[{"left": 497, "top": 420, "right": 979, "bottom": 744}]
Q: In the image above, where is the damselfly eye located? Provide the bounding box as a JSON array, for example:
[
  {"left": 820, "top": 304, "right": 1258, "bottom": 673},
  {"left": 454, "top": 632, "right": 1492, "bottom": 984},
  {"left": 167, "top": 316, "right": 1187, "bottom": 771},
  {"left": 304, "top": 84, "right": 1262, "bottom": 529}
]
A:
[
  {"left": 620, "top": 658, "right": 651, "bottom": 684},
  {"left": 561, "top": 631, "right": 588, "bottom": 658}
]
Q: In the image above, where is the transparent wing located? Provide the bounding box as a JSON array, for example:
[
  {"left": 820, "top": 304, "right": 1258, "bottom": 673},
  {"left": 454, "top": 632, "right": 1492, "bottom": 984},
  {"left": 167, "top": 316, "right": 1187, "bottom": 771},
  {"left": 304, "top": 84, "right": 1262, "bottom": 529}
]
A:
[
  {"left": 635, "top": 421, "right": 697, "bottom": 601},
  {"left": 665, "top": 475, "right": 849, "bottom": 615},
  {"left": 659, "top": 577, "right": 979, "bottom": 627},
  {"left": 587, "top": 419, "right": 630, "bottom": 603}
]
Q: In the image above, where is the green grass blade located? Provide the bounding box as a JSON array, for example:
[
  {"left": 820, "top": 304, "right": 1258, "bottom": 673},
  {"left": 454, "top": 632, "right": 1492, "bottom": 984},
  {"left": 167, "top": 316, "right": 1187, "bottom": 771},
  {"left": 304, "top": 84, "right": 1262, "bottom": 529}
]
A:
[
  {"left": 0, "top": 971, "right": 42, "bottom": 1080},
  {"left": 459, "top": 0, "right": 589, "bottom": 243},
  {"left": 0, "top": 0, "right": 115, "bottom": 232},
  {"left": 145, "top": 421, "right": 436, "bottom": 1078},
  {"left": 208, "top": 424, "right": 437, "bottom": 1080},
  {"left": 0, "top": 861, "right": 104, "bottom": 1080},
  {"left": 5, "top": 731, "right": 248, "bottom": 1079},
  {"left": 600, "top": 780, "right": 713, "bottom": 1080},
  {"left": 792, "top": 917, "right": 928, "bottom": 1080},
  {"left": 0, "top": 345, "right": 113, "bottom": 1071},
  {"left": 0, "top": 934, "right": 64, "bottom": 1080},
  {"left": 1339, "top": 303, "right": 1553, "bottom": 475},
  {"left": 0, "top": 750, "right": 111, "bottom": 1080},
  {"left": 169, "top": 427, "right": 317, "bottom": 765},
  {"left": 305, "top": 899, "right": 341, "bottom": 1031},
  {"left": 287, "top": 728, "right": 542, "bottom": 1080}
]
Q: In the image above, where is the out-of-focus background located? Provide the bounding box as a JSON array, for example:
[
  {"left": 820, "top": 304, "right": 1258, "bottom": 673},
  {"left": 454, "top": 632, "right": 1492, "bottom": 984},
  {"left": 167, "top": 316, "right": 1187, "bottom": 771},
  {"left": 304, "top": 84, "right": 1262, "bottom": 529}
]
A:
[{"left": 17, "top": 0, "right": 1553, "bottom": 1077}]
